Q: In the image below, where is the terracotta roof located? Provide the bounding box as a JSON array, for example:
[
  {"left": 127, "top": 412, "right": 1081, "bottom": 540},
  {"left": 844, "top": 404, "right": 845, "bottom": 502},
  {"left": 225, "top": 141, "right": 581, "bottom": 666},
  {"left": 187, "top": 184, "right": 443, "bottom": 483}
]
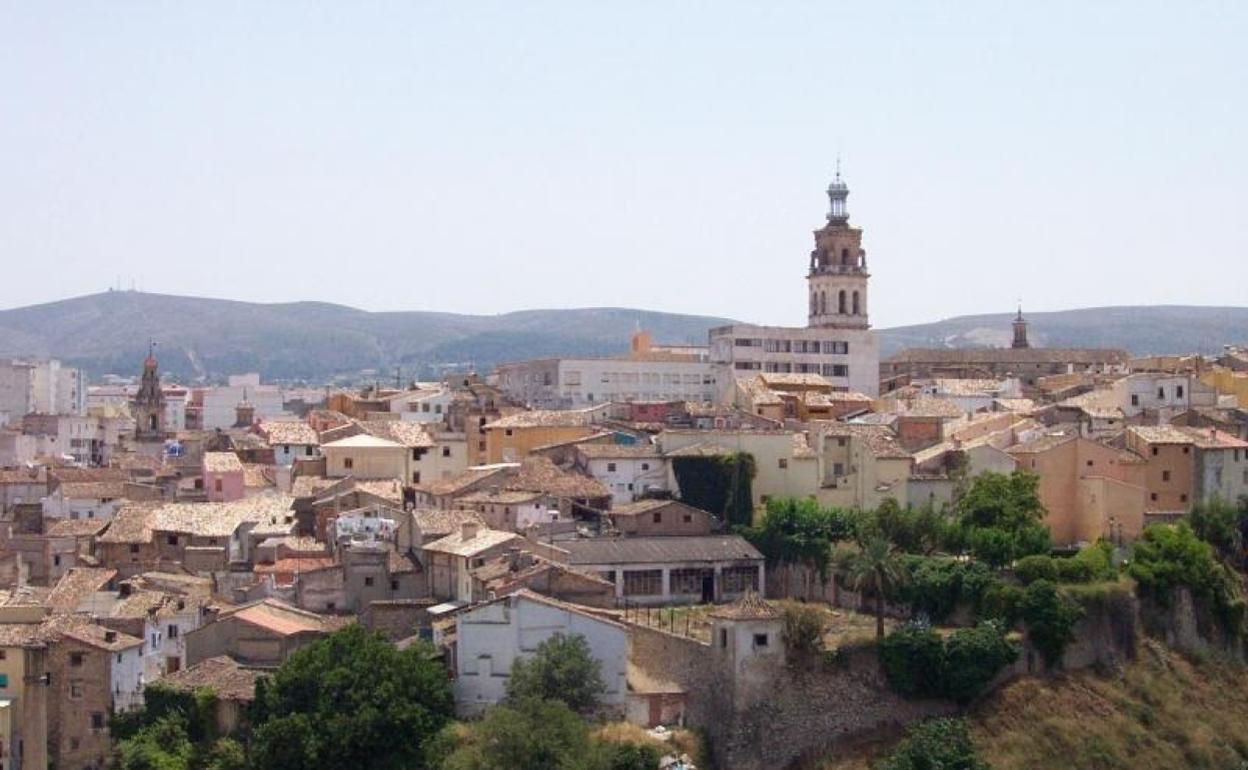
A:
[
  {"left": 203, "top": 452, "right": 244, "bottom": 473},
  {"left": 227, "top": 599, "right": 348, "bottom": 636},
  {"left": 0, "top": 622, "right": 57, "bottom": 648},
  {"left": 707, "top": 591, "right": 779, "bottom": 620},
  {"left": 758, "top": 372, "right": 833, "bottom": 389},
  {"left": 98, "top": 502, "right": 163, "bottom": 544},
  {"left": 899, "top": 396, "right": 966, "bottom": 419},
  {"left": 290, "top": 475, "right": 337, "bottom": 498},
  {"left": 664, "top": 441, "right": 738, "bottom": 458},
  {"left": 485, "top": 409, "right": 598, "bottom": 429},
  {"left": 46, "top": 568, "right": 118, "bottom": 611},
  {"left": 388, "top": 550, "right": 420, "bottom": 575},
  {"left": 0, "top": 469, "right": 41, "bottom": 484},
  {"left": 559, "top": 535, "right": 763, "bottom": 566},
  {"left": 412, "top": 508, "right": 484, "bottom": 539},
  {"left": 422, "top": 527, "right": 521, "bottom": 558},
  {"left": 161, "top": 656, "right": 261, "bottom": 701},
  {"left": 458, "top": 489, "right": 545, "bottom": 505},
  {"left": 1129, "top": 425, "right": 1196, "bottom": 445},
  {"left": 254, "top": 557, "right": 337, "bottom": 578},
  {"left": 1177, "top": 426, "right": 1248, "bottom": 449},
  {"left": 258, "top": 420, "right": 319, "bottom": 446},
  {"left": 820, "top": 424, "right": 912, "bottom": 459},
  {"left": 51, "top": 467, "right": 131, "bottom": 484},
  {"left": 54, "top": 481, "right": 126, "bottom": 499},
  {"left": 575, "top": 443, "right": 661, "bottom": 460},
  {"left": 506, "top": 457, "right": 609, "bottom": 499},
  {"left": 152, "top": 496, "right": 295, "bottom": 538},
  {"left": 1007, "top": 431, "right": 1079, "bottom": 454},
  {"left": 45, "top": 518, "right": 112, "bottom": 538},
  {"left": 360, "top": 420, "right": 435, "bottom": 448},
  {"left": 60, "top": 620, "right": 143, "bottom": 652},
  {"left": 416, "top": 466, "right": 509, "bottom": 497}
]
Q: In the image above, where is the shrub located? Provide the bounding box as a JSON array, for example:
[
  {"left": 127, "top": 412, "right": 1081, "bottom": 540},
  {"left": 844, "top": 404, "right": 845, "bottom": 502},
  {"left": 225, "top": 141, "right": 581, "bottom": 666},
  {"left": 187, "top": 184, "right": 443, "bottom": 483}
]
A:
[
  {"left": 781, "top": 603, "right": 826, "bottom": 655},
  {"left": 879, "top": 621, "right": 946, "bottom": 698},
  {"left": 1020, "top": 580, "right": 1083, "bottom": 668},
  {"left": 977, "top": 581, "right": 1024, "bottom": 626},
  {"left": 897, "top": 557, "right": 999, "bottom": 623},
  {"left": 506, "top": 633, "right": 607, "bottom": 716},
  {"left": 1130, "top": 522, "right": 1246, "bottom": 634},
  {"left": 941, "top": 621, "right": 1020, "bottom": 703},
  {"left": 1015, "top": 554, "right": 1058, "bottom": 585},
  {"left": 876, "top": 717, "right": 989, "bottom": 770},
  {"left": 1054, "top": 555, "right": 1094, "bottom": 583}
]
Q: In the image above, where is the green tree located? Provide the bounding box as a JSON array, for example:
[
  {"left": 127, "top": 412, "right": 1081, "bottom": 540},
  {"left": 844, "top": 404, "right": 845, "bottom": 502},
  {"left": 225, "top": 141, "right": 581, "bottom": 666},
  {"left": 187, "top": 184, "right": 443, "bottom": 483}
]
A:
[
  {"left": 742, "top": 498, "right": 853, "bottom": 580},
  {"left": 1019, "top": 580, "right": 1083, "bottom": 668},
  {"left": 670, "top": 452, "right": 756, "bottom": 527},
  {"left": 506, "top": 633, "right": 607, "bottom": 717},
  {"left": 440, "top": 698, "right": 594, "bottom": 770},
  {"left": 876, "top": 718, "right": 989, "bottom": 770},
  {"left": 841, "top": 536, "right": 908, "bottom": 641},
  {"left": 954, "top": 471, "right": 1052, "bottom": 567},
  {"left": 111, "top": 716, "right": 194, "bottom": 770},
  {"left": 595, "top": 742, "right": 661, "bottom": 770},
  {"left": 1188, "top": 497, "right": 1245, "bottom": 563},
  {"left": 250, "top": 624, "right": 453, "bottom": 770},
  {"left": 781, "top": 602, "right": 826, "bottom": 655},
  {"left": 1130, "top": 521, "right": 1245, "bottom": 630},
  {"left": 941, "top": 621, "right": 1019, "bottom": 703}
]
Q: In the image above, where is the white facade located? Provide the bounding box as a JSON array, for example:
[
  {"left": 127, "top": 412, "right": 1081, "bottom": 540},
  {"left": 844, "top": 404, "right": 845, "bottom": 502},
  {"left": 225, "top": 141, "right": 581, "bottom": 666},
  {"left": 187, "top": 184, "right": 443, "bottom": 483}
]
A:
[
  {"left": 496, "top": 357, "right": 717, "bottom": 409},
  {"left": 0, "top": 359, "right": 84, "bottom": 424},
  {"left": 391, "top": 389, "right": 454, "bottom": 423},
  {"left": 201, "top": 379, "right": 285, "bottom": 429},
  {"left": 585, "top": 457, "right": 669, "bottom": 504},
  {"left": 42, "top": 491, "right": 123, "bottom": 521},
  {"left": 111, "top": 643, "right": 146, "bottom": 713},
  {"left": 453, "top": 593, "right": 628, "bottom": 716},
  {"left": 709, "top": 324, "right": 879, "bottom": 398},
  {"left": 141, "top": 605, "right": 206, "bottom": 681}
]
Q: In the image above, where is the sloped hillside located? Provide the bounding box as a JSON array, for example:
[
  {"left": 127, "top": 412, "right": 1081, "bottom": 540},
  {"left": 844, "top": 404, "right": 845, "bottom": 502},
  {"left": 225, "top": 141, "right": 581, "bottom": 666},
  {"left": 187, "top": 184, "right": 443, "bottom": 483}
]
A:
[{"left": 813, "top": 641, "right": 1248, "bottom": 770}]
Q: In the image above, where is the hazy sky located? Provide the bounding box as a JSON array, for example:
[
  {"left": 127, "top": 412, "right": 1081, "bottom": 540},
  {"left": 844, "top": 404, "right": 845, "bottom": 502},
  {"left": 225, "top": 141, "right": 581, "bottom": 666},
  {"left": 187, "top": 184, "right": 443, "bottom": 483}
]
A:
[{"left": 1, "top": 2, "right": 1245, "bottom": 329}]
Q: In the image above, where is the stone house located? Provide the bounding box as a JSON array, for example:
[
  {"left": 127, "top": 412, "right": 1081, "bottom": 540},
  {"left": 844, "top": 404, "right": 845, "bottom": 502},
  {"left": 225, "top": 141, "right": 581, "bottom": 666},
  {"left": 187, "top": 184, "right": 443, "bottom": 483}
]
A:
[
  {"left": 573, "top": 443, "right": 669, "bottom": 504},
  {"left": 606, "top": 499, "right": 716, "bottom": 537},
  {"left": 1125, "top": 426, "right": 1197, "bottom": 516},
  {"left": 203, "top": 452, "right": 245, "bottom": 503},
  {"left": 421, "top": 522, "right": 523, "bottom": 602},
  {"left": 159, "top": 656, "right": 260, "bottom": 735},
  {"left": 184, "top": 599, "right": 347, "bottom": 668}
]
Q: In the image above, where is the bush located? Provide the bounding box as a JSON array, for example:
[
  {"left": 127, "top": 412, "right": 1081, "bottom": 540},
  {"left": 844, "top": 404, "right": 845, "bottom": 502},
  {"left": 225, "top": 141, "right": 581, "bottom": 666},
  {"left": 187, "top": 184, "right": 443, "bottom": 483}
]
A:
[
  {"left": 876, "top": 717, "right": 989, "bottom": 770},
  {"left": 781, "top": 603, "right": 826, "bottom": 655},
  {"left": 942, "top": 621, "right": 1020, "bottom": 703},
  {"left": 1020, "top": 580, "right": 1083, "bottom": 668},
  {"left": 897, "top": 557, "right": 999, "bottom": 623},
  {"left": 879, "top": 621, "right": 946, "bottom": 698},
  {"left": 1015, "top": 555, "right": 1058, "bottom": 585},
  {"left": 1130, "top": 522, "right": 1245, "bottom": 633},
  {"left": 1054, "top": 556, "right": 1094, "bottom": 583},
  {"left": 978, "top": 582, "right": 1024, "bottom": 626}
]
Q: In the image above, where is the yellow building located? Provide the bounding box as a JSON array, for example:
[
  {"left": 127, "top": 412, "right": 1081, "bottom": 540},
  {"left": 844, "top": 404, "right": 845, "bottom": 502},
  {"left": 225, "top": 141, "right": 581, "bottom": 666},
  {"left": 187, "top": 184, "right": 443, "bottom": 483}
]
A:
[
  {"left": 1201, "top": 366, "right": 1248, "bottom": 408},
  {"left": 482, "top": 410, "right": 602, "bottom": 464}
]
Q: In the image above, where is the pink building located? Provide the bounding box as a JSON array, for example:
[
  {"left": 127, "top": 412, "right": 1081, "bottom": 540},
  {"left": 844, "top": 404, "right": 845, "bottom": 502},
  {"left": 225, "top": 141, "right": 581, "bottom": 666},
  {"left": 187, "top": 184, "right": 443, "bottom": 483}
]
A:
[{"left": 203, "top": 451, "right": 246, "bottom": 502}]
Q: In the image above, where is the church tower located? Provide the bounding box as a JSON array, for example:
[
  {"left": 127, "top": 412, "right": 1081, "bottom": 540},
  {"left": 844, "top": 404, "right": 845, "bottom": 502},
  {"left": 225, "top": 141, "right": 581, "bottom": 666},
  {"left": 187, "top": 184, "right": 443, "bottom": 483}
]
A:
[
  {"left": 1011, "top": 306, "right": 1030, "bottom": 349},
  {"left": 807, "top": 169, "right": 869, "bottom": 330},
  {"left": 133, "top": 344, "right": 167, "bottom": 441}
]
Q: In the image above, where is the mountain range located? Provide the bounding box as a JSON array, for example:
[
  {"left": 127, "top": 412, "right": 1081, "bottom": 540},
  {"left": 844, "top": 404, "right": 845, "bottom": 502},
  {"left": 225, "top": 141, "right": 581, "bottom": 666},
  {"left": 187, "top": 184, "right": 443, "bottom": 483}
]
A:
[{"left": 0, "top": 291, "right": 1244, "bottom": 382}]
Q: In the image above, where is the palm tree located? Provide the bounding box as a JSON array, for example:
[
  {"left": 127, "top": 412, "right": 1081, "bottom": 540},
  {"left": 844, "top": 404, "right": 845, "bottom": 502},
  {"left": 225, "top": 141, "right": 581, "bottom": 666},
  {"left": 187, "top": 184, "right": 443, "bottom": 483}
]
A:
[{"left": 843, "top": 535, "right": 907, "bottom": 641}]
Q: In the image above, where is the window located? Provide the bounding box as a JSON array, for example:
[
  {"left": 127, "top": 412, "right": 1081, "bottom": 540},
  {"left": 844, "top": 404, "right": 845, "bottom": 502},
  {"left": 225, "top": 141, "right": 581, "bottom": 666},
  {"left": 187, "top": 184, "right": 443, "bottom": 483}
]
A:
[
  {"left": 91, "top": 712, "right": 105, "bottom": 731},
  {"left": 1180, "top": 494, "right": 1188, "bottom": 503},
  {"left": 364, "top": 577, "right": 375, "bottom": 587},
  {"left": 753, "top": 633, "right": 769, "bottom": 648},
  {"left": 683, "top": 514, "right": 693, "bottom": 523},
  {"left": 54, "top": 554, "right": 61, "bottom": 567},
  {"left": 504, "top": 428, "right": 514, "bottom": 437},
  {"left": 1151, "top": 446, "right": 1159, "bottom": 456},
  {"left": 1162, "top": 470, "right": 1171, "bottom": 482},
  {"left": 1157, "top": 388, "right": 1165, "bottom": 400},
  {"left": 1131, "top": 394, "right": 1139, "bottom": 407},
  {"left": 622, "top": 569, "right": 663, "bottom": 596},
  {"left": 1151, "top": 493, "right": 1158, "bottom": 501},
  {"left": 1183, "top": 447, "right": 1190, "bottom": 455},
  {"left": 1177, "top": 385, "right": 1185, "bottom": 398},
  {"left": 607, "top": 462, "right": 617, "bottom": 472},
  {"left": 343, "top": 457, "right": 354, "bottom": 469},
  {"left": 0, "top": 650, "right": 6, "bottom": 660},
  {"left": 722, "top": 566, "right": 759, "bottom": 593},
  {"left": 305, "top": 445, "right": 314, "bottom": 456},
  {"left": 1087, "top": 460, "right": 1094, "bottom": 467},
  {"left": 0, "top": 674, "right": 7, "bottom": 688},
  {"left": 442, "top": 446, "right": 451, "bottom": 458},
  {"left": 390, "top": 579, "right": 399, "bottom": 591},
  {"left": 778, "top": 458, "right": 788, "bottom": 469},
  {"left": 720, "top": 629, "right": 729, "bottom": 648},
  {"left": 167, "top": 534, "right": 178, "bottom": 546},
  {"left": 70, "top": 652, "right": 85, "bottom": 667},
  {"left": 837, "top": 438, "right": 847, "bottom": 447},
  {"left": 833, "top": 462, "right": 845, "bottom": 476},
  {"left": 652, "top": 511, "right": 662, "bottom": 524},
  {"left": 412, "top": 471, "right": 421, "bottom": 484},
  {"left": 167, "top": 625, "right": 178, "bottom": 639},
  {"left": 214, "top": 478, "right": 222, "bottom": 493},
  {"left": 641, "top": 463, "right": 649, "bottom": 471},
  {"left": 70, "top": 681, "right": 84, "bottom": 698}
]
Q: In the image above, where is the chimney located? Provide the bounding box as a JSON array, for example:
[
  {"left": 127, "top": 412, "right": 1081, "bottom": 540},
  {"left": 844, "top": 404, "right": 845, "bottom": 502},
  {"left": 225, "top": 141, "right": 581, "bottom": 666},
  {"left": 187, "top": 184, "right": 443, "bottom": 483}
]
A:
[
  {"left": 507, "top": 547, "right": 521, "bottom": 572},
  {"left": 461, "top": 520, "right": 481, "bottom": 541},
  {"left": 104, "top": 630, "right": 117, "bottom": 643}
]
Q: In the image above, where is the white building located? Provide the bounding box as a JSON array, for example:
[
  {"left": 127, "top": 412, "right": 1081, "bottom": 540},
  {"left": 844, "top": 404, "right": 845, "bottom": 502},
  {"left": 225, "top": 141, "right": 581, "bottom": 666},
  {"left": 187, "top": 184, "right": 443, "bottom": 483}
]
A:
[
  {"left": 709, "top": 173, "right": 879, "bottom": 398},
  {"left": 0, "top": 358, "right": 85, "bottom": 424},
  {"left": 200, "top": 374, "right": 285, "bottom": 429},
  {"left": 389, "top": 387, "right": 455, "bottom": 424},
  {"left": 495, "top": 330, "right": 717, "bottom": 409},
  {"left": 574, "top": 444, "right": 669, "bottom": 504},
  {"left": 453, "top": 591, "right": 628, "bottom": 716}
]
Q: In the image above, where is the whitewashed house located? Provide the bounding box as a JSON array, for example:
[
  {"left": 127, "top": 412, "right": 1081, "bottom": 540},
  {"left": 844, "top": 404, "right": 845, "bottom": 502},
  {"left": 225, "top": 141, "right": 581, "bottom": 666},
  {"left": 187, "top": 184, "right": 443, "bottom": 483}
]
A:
[{"left": 453, "top": 591, "right": 627, "bottom": 716}]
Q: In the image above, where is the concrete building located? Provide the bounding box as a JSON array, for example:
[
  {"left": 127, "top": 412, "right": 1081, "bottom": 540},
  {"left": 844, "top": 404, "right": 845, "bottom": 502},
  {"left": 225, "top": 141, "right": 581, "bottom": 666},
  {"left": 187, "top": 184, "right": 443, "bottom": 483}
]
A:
[
  {"left": 709, "top": 173, "right": 879, "bottom": 397},
  {"left": 321, "top": 434, "right": 408, "bottom": 480},
  {"left": 453, "top": 591, "right": 627, "bottom": 716},
  {"left": 573, "top": 443, "right": 668, "bottom": 504},
  {"left": 495, "top": 330, "right": 717, "bottom": 409},
  {"left": 0, "top": 359, "right": 85, "bottom": 426}
]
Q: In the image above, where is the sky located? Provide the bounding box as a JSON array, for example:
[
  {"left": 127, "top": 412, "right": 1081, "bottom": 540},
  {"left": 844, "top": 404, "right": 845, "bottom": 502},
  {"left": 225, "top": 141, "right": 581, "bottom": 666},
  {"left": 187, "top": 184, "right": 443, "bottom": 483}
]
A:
[{"left": 1, "top": 1, "right": 1245, "bottom": 329}]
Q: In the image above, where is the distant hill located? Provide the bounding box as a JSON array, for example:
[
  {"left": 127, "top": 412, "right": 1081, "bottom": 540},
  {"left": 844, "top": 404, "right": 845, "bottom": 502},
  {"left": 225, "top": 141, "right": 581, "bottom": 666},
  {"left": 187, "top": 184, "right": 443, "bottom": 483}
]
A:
[
  {"left": 0, "top": 292, "right": 1244, "bottom": 382},
  {"left": 0, "top": 291, "right": 733, "bottom": 382},
  {"left": 877, "top": 306, "right": 1248, "bottom": 359}
]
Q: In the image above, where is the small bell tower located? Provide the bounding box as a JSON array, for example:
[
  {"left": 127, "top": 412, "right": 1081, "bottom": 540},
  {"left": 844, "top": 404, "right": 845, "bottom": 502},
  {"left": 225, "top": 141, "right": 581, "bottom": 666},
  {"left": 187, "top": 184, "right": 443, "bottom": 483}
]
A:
[
  {"left": 807, "top": 161, "right": 870, "bottom": 330},
  {"left": 1011, "top": 305, "right": 1031, "bottom": 349}
]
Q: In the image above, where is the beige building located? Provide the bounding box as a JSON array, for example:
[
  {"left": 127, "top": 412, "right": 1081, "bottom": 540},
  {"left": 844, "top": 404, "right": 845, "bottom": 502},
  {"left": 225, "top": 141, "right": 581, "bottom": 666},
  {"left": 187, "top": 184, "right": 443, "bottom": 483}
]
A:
[
  {"left": 421, "top": 522, "right": 523, "bottom": 602},
  {"left": 812, "top": 423, "right": 917, "bottom": 511},
  {"left": 1125, "top": 426, "right": 1197, "bottom": 515},
  {"left": 482, "top": 409, "right": 605, "bottom": 464},
  {"left": 656, "top": 429, "right": 819, "bottom": 511},
  {"left": 321, "top": 434, "right": 409, "bottom": 480},
  {"left": 1008, "top": 432, "right": 1148, "bottom": 545}
]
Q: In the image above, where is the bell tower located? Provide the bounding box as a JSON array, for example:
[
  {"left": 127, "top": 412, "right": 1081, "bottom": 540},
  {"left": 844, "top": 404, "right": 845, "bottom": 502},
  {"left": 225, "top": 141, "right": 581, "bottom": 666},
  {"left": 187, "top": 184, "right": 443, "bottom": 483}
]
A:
[
  {"left": 133, "top": 342, "right": 167, "bottom": 441},
  {"left": 1011, "top": 305, "right": 1031, "bottom": 349},
  {"left": 807, "top": 166, "right": 869, "bottom": 330}
]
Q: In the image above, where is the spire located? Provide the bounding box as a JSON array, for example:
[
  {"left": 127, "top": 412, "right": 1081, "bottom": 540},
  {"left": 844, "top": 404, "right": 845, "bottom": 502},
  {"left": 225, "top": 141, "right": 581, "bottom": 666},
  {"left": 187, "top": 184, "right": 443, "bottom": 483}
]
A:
[
  {"left": 826, "top": 160, "right": 849, "bottom": 224},
  {"left": 1011, "top": 304, "right": 1030, "bottom": 349}
]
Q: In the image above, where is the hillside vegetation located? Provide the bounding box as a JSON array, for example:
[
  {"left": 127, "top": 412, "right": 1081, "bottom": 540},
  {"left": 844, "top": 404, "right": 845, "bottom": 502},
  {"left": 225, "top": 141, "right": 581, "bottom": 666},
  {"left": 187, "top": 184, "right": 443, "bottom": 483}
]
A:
[{"left": 815, "top": 642, "right": 1248, "bottom": 770}]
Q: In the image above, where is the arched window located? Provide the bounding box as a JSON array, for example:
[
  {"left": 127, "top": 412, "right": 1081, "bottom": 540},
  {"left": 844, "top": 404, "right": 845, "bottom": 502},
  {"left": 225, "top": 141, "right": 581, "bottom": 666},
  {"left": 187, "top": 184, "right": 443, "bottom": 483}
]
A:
[
  {"left": 149, "top": 415, "right": 158, "bottom": 431},
  {"left": 841, "top": 248, "right": 850, "bottom": 266},
  {"left": 819, "top": 292, "right": 827, "bottom": 315},
  {"left": 810, "top": 292, "right": 816, "bottom": 315},
  {"left": 838, "top": 291, "right": 847, "bottom": 314},
  {"left": 852, "top": 291, "right": 861, "bottom": 316}
]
